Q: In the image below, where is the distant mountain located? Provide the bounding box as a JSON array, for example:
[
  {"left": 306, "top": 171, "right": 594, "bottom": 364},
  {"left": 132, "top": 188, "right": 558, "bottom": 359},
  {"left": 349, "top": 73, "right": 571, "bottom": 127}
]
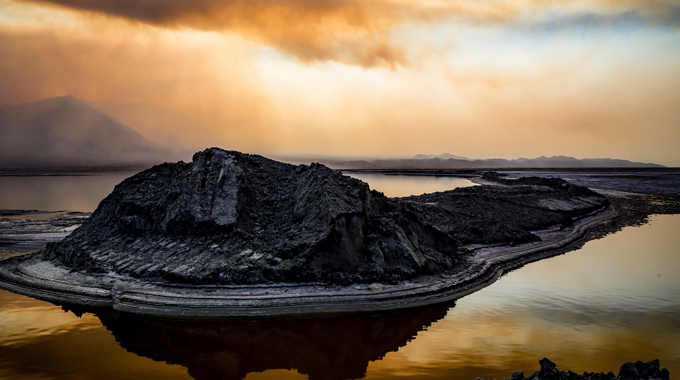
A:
[
  {"left": 339, "top": 155, "right": 664, "bottom": 169},
  {"left": 0, "top": 96, "right": 180, "bottom": 168},
  {"left": 85, "top": 100, "right": 214, "bottom": 154},
  {"left": 413, "top": 153, "right": 470, "bottom": 160}
]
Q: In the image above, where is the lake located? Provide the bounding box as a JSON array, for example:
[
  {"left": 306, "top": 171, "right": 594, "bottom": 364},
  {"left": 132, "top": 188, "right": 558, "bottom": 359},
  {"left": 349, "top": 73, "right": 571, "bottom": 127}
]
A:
[{"left": 0, "top": 171, "right": 678, "bottom": 379}]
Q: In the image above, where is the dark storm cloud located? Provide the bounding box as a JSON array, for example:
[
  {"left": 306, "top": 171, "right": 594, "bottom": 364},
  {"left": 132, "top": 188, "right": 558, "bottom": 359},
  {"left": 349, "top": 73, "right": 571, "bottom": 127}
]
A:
[{"left": 27, "top": 0, "right": 680, "bottom": 68}]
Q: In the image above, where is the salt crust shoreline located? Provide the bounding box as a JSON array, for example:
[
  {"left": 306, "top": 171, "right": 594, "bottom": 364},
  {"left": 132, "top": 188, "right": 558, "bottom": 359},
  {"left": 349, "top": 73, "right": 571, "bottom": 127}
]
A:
[{"left": 0, "top": 202, "right": 617, "bottom": 318}]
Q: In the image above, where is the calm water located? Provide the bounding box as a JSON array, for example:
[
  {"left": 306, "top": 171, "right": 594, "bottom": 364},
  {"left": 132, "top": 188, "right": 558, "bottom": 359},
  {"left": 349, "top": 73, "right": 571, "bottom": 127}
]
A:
[
  {"left": 345, "top": 173, "right": 477, "bottom": 197},
  {"left": 0, "top": 172, "right": 678, "bottom": 380},
  {"left": 0, "top": 172, "right": 138, "bottom": 212}
]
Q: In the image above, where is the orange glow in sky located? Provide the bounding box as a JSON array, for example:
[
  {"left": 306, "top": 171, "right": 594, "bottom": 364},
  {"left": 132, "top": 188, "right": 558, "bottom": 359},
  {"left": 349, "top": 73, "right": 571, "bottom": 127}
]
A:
[{"left": 1, "top": 0, "right": 679, "bottom": 165}]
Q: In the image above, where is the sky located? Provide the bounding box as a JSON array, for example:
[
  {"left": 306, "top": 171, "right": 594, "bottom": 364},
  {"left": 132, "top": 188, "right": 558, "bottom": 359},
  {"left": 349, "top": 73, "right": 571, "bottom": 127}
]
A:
[{"left": 0, "top": 0, "right": 679, "bottom": 165}]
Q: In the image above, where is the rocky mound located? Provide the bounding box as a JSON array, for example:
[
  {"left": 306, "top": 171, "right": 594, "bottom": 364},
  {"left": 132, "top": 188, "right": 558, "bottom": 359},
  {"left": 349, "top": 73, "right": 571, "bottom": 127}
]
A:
[
  {"left": 42, "top": 148, "right": 607, "bottom": 286},
  {"left": 476, "top": 357, "right": 669, "bottom": 380}
]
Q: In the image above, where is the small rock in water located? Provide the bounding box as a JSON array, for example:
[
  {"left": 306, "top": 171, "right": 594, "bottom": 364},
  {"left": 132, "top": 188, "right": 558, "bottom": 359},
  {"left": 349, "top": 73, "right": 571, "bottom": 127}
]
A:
[{"left": 369, "top": 283, "right": 384, "bottom": 291}]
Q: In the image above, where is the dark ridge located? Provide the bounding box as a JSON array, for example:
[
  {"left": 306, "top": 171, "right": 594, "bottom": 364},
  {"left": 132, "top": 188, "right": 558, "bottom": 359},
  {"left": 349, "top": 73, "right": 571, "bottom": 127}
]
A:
[
  {"left": 481, "top": 171, "right": 595, "bottom": 194},
  {"left": 335, "top": 156, "right": 664, "bottom": 170}
]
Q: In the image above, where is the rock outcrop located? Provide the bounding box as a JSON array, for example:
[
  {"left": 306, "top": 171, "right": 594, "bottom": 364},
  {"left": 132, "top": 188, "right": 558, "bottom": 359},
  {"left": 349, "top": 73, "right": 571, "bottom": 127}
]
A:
[
  {"left": 475, "top": 357, "right": 670, "bottom": 380},
  {"left": 40, "top": 148, "right": 607, "bottom": 286}
]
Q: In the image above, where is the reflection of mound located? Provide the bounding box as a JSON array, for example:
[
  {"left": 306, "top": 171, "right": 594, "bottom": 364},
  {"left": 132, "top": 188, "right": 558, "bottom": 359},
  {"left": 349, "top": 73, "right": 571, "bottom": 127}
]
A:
[{"left": 93, "top": 304, "right": 452, "bottom": 380}]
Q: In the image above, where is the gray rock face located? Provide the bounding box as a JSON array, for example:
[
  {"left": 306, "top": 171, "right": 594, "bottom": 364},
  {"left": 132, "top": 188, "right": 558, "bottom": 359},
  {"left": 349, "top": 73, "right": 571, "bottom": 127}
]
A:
[{"left": 44, "top": 148, "right": 608, "bottom": 286}]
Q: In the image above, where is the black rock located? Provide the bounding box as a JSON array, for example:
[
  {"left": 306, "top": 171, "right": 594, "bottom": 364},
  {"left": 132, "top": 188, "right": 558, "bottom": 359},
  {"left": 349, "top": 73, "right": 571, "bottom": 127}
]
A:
[
  {"left": 40, "top": 148, "right": 608, "bottom": 286},
  {"left": 618, "top": 362, "right": 640, "bottom": 380},
  {"left": 618, "top": 359, "right": 669, "bottom": 380},
  {"left": 540, "top": 357, "right": 558, "bottom": 374},
  {"left": 489, "top": 358, "right": 669, "bottom": 380}
]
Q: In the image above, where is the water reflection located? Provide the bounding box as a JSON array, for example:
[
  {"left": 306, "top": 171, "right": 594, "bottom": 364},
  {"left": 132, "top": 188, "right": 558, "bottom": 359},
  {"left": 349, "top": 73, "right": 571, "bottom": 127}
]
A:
[
  {"left": 362, "top": 214, "right": 680, "bottom": 379},
  {"left": 91, "top": 305, "right": 450, "bottom": 380},
  {"left": 344, "top": 173, "right": 476, "bottom": 197},
  {"left": 0, "top": 289, "right": 191, "bottom": 380},
  {"left": 0, "top": 171, "right": 137, "bottom": 212},
  {"left": 0, "top": 296, "right": 451, "bottom": 380}
]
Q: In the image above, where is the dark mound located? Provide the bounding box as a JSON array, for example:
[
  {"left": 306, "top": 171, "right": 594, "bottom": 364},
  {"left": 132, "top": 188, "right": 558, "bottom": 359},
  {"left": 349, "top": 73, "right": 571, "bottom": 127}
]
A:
[
  {"left": 43, "top": 148, "right": 607, "bottom": 286},
  {"left": 476, "top": 357, "right": 669, "bottom": 380}
]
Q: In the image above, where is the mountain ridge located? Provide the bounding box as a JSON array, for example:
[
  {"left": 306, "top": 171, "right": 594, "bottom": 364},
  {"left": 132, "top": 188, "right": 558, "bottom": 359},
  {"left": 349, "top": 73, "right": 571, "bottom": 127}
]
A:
[
  {"left": 413, "top": 153, "right": 470, "bottom": 160},
  {"left": 0, "top": 96, "right": 666, "bottom": 169},
  {"left": 0, "top": 96, "right": 179, "bottom": 168},
  {"left": 84, "top": 99, "right": 210, "bottom": 153},
  {"left": 338, "top": 155, "right": 664, "bottom": 169}
]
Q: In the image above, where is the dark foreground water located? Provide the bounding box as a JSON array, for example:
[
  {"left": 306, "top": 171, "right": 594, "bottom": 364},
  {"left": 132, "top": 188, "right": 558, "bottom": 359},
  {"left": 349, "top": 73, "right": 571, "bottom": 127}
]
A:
[{"left": 0, "top": 172, "right": 678, "bottom": 380}]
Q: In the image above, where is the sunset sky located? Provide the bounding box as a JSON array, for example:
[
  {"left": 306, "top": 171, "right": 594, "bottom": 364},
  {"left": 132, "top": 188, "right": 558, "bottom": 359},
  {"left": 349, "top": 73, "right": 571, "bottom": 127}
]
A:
[{"left": 1, "top": 0, "right": 679, "bottom": 165}]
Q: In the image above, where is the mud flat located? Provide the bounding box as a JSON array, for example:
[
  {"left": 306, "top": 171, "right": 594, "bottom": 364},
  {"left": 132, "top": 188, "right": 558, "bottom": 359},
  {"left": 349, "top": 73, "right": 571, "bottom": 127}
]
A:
[
  {"left": 0, "top": 149, "right": 678, "bottom": 317},
  {"left": 0, "top": 210, "right": 90, "bottom": 252}
]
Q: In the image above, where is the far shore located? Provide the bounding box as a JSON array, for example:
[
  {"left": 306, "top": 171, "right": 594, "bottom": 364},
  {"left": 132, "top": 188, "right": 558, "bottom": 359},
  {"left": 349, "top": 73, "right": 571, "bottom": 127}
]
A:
[
  {"left": 3, "top": 165, "right": 678, "bottom": 177},
  {"left": 340, "top": 167, "right": 680, "bottom": 175}
]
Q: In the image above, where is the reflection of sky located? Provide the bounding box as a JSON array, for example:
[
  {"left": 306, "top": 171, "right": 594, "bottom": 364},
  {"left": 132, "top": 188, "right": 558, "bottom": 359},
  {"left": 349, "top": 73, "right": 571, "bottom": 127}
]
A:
[
  {"left": 346, "top": 174, "right": 476, "bottom": 197},
  {"left": 365, "top": 214, "right": 680, "bottom": 379},
  {"left": 0, "top": 171, "right": 137, "bottom": 212},
  {"left": 0, "top": 290, "right": 191, "bottom": 379},
  {"left": 0, "top": 171, "right": 473, "bottom": 211}
]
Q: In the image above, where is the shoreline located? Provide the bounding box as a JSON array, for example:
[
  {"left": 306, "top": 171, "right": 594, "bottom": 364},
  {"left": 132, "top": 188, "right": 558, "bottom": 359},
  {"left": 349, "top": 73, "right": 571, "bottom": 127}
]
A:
[
  {"left": 0, "top": 198, "right": 630, "bottom": 318},
  {"left": 340, "top": 167, "right": 680, "bottom": 175}
]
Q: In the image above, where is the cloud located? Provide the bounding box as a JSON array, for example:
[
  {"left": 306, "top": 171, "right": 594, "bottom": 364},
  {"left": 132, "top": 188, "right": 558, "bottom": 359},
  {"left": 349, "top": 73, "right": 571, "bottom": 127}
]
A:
[
  {"left": 2, "top": 0, "right": 679, "bottom": 166},
  {"left": 25, "top": 0, "right": 422, "bottom": 68},
  {"left": 0, "top": 18, "right": 275, "bottom": 151},
  {"left": 22, "top": 0, "right": 680, "bottom": 68}
]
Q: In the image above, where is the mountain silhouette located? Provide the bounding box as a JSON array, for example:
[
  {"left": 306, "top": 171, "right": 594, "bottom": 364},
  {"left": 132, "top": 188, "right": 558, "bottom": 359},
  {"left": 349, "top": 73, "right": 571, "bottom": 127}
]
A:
[
  {"left": 413, "top": 153, "right": 470, "bottom": 160},
  {"left": 342, "top": 155, "right": 664, "bottom": 169},
  {"left": 0, "top": 96, "right": 179, "bottom": 168},
  {"left": 85, "top": 99, "right": 212, "bottom": 154}
]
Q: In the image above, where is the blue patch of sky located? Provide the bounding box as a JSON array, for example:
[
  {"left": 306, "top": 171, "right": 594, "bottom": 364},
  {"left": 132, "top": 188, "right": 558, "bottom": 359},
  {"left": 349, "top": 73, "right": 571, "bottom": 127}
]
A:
[
  {"left": 436, "top": 9, "right": 680, "bottom": 68},
  {"left": 247, "top": 6, "right": 680, "bottom": 72},
  {"left": 525, "top": 9, "right": 676, "bottom": 37}
]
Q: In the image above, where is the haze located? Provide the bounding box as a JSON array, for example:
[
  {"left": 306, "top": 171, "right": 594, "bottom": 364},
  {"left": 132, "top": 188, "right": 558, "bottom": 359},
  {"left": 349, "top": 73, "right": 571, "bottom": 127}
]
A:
[{"left": 1, "top": 0, "right": 679, "bottom": 165}]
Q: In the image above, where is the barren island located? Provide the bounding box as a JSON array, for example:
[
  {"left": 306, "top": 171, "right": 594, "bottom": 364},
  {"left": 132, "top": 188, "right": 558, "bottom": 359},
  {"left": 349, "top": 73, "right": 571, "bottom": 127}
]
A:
[{"left": 0, "top": 148, "right": 676, "bottom": 317}]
